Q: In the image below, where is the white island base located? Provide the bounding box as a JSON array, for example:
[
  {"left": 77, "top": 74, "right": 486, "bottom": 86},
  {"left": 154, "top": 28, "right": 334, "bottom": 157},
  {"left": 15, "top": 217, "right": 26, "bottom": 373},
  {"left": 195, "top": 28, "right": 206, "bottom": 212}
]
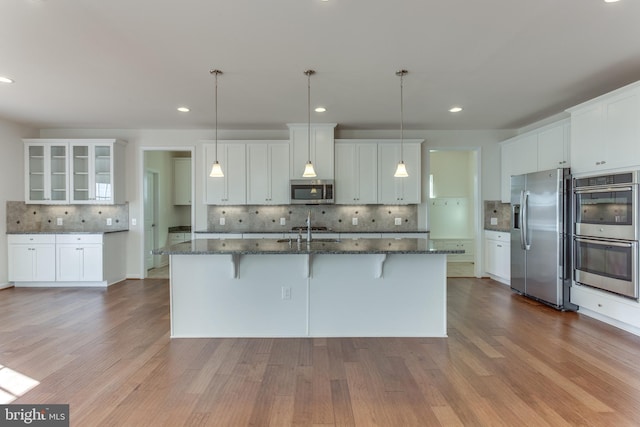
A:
[{"left": 170, "top": 253, "right": 447, "bottom": 338}]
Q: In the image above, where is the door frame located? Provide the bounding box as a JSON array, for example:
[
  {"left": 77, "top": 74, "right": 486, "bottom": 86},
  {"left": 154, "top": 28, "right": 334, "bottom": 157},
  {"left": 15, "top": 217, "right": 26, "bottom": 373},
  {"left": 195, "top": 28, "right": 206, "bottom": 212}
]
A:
[
  {"left": 144, "top": 169, "right": 160, "bottom": 270},
  {"left": 426, "top": 147, "right": 482, "bottom": 278},
  {"left": 139, "top": 146, "right": 195, "bottom": 278}
]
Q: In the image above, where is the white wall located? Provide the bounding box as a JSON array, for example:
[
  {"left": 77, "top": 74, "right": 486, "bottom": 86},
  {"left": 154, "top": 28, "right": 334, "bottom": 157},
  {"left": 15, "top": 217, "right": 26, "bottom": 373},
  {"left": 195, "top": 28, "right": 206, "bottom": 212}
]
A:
[
  {"left": 0, "top": 118, "right": 38, "bottom": 286},
  {"left": 38, "top": 127, "right": 514, "bottom": 279}
]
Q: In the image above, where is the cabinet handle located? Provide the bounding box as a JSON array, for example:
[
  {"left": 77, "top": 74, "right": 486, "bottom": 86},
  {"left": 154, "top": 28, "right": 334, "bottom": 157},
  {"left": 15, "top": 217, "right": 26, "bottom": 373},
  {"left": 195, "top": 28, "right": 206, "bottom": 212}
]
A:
[{"left": 497, "top": 244, "right": 502, "bottom": 248}]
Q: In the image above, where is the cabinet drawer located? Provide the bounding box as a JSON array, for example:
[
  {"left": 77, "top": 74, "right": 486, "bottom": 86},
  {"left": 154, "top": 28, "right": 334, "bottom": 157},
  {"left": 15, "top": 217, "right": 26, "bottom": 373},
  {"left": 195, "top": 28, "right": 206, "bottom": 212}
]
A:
[
  {"left": 485, "top": 230, "right": 510, "bottom": 243},
  {"left": 8, "top": 234, "right": 56, "bottom": 244},
  {"left": 571, "top": 284, "right": 640, "bottom": 329},
  {"left": 56, "top": 234, "right": 104, "bottom": 244}
]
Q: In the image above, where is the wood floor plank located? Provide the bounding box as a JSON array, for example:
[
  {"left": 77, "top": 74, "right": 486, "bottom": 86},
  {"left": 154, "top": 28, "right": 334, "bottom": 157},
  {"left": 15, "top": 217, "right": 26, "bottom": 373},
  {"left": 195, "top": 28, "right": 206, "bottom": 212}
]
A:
[{"left": 2, "top": 277, "right": 640, "bottom": 426}]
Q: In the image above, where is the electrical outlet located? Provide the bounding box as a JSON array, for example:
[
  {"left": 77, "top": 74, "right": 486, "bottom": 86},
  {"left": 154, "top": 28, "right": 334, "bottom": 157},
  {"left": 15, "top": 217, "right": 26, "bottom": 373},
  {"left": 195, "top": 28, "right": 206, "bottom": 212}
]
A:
[
  {"left": 490, "top": 217, "right": 498, "bottom": 225},
  {"left": 56, "top": 218, "right": 63, "bottom": 226},
  {"left": 395, "top": 217, "right": 402, "bottom": 225},
  {"left": 219, "top": 217, "right": 226, "bottom": 226},
  {"left": 281, "top": 286, "right": 291, "bottom": 300},
  {"left": 352, "top": 217, "right": 358, "bottom": 226},
  {"left": 106, "top": 218, "right": 113, "bottom": 226},
  {"left": 131, "top": 218, "right": 137, "bottom": 226},
  {"left": 280, "top": 217, "right": 286, "bottom": 225}
]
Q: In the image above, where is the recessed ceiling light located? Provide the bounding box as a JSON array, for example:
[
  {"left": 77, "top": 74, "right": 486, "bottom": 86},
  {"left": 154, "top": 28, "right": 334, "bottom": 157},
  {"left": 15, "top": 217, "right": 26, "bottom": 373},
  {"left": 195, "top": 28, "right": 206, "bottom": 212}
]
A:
[
  {"left": 449, "top": 106, "right": 463, "bottom": 113},
  {"left": 177, "top": 107, "right": 190, "bottom": 112},
  {"left": 0, "top": 76, "right": 14, "bottom": 84},
  {"left": 315, "top": 106, "right": 327, "bottom": 113},
  {"left": 604, "top": 0, "right": 620, "bottom": 3}
]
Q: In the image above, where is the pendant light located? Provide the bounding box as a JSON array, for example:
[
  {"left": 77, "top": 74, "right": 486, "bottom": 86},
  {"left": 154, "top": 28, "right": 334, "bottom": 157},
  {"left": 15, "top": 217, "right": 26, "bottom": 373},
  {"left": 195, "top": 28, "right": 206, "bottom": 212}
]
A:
[
  {"left": 209, "top": 69, "right": 224, "bottom": 178},
  {"left": 302, "top": 69, "right": 317, "bottom": 178},
  {"left": 394, "top": 69, "right": 409, "bottom": 178}
]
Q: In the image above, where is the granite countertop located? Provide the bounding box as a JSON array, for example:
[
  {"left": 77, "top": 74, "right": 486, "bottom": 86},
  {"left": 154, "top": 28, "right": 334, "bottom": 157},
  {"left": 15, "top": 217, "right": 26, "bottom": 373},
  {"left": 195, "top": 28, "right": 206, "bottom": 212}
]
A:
[
  {"left": 484, "top": 227, "right": 511, "bottom": 233},
  {"left": 7, "top": 229, "right": 129, "bottom": 235},
  {"left": 168, "top": 226, "right": 192, "bottom": 233},
  {"left": 194, "top": 229, "right": 429, "bottom": 234},
  {"left": 155, "top": 237, "right": 459, "bottom": 255}
]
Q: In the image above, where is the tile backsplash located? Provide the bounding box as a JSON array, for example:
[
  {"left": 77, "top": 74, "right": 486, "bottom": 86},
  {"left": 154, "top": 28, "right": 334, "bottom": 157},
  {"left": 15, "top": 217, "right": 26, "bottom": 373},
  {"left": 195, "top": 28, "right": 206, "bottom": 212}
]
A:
[
  {"left": 484, "top": 200, "right": 511, "bottom": 231},
  {"left": 207, "top": 205, "right": 419, "bottom": 232},
  {"left": 6, "top": 201, "right": 129, "bottom": 233}
]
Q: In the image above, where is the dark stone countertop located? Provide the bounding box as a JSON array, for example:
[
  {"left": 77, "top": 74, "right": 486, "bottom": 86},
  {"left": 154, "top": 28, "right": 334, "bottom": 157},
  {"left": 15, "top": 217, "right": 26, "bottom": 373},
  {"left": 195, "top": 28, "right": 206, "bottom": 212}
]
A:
[
  {"left": 194, "top": 230, "right": 429, "bottom": 235},
  {"left": 154, "top": 237, "right": 459, "bottom": 255}
]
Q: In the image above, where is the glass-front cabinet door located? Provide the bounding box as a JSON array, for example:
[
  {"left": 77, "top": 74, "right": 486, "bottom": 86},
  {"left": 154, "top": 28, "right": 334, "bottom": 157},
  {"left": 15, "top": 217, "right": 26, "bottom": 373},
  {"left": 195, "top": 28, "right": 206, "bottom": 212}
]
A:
[
  {"left": 94, "top": 145, "right": 113, "bottom": 202},
  {"left": 25, "top": 142, "right": 69, "bottom": 204},
  {"left": 27, "top": 145, "right": 46, "bottom": 202},
  {"left": 49, "top": 145, "right": 68, "bottom": 202},
  {"left": 71, "top": 143, "right": 114, "bottom": 204},
  {"left": 71, "top": 145, "right": 90, "bottom": 202}
]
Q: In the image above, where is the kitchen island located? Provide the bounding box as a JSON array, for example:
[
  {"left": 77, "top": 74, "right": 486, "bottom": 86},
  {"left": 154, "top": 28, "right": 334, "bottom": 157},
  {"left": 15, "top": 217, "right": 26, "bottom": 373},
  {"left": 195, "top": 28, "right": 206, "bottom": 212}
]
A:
[{"left": 157, "top": 238, "right": 459, "bottom": 338}]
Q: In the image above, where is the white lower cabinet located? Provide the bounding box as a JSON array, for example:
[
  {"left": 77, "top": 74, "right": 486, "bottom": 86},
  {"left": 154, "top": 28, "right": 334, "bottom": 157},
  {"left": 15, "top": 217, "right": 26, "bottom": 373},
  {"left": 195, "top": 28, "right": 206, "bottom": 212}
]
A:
[
  {"left": 168, "top": 232, "right": 191, "bottom": 246},
  {"left": 8, "top": 235, "right": 56, "bottom": 282},
  {"left": 431, "top": 239, "right": 474, "bottom": 262},
  {"left": 56, "top": 234, "right": 104, "bottom": 281},
  {"left": 571, "top": 283, "right": 640, "bottom": 332},
  {"left": 8, "top": 233, "right": 127, "bottom": 287},
  {"left": 484, "top": 230, "right": 510, "bottom": 285}
]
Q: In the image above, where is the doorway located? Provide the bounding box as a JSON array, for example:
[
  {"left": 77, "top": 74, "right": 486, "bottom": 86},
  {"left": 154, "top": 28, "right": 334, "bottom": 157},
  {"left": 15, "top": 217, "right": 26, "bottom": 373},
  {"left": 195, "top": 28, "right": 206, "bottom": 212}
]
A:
[
  {"left": 141, "top": 148, "right": 194, "bottom": 279},
  {"left": 428, "top": 148, "right": 481, "bottom": 277}
]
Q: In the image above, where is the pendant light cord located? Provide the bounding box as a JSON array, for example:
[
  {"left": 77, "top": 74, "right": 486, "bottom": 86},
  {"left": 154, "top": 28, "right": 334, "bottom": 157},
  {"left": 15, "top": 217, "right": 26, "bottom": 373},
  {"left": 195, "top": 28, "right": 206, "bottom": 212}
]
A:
[
  {"left": 308, "top": 71, "right": 311, "bottom": 163},
  {"left": 398, "top": 69, "right": 406, "bottom": 162},
  {"left": 210, "top": 69, "right": 223, "bottom": 163},
  {"left": 305, "top": 70, "right": 315, "bottom": 163}
]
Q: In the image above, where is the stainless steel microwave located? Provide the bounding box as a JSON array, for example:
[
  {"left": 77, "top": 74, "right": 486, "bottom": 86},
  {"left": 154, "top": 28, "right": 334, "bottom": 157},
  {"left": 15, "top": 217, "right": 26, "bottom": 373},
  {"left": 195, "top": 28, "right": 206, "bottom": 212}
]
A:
[{"left": 290, "top": 179, "right": 334, "bottom": 204}]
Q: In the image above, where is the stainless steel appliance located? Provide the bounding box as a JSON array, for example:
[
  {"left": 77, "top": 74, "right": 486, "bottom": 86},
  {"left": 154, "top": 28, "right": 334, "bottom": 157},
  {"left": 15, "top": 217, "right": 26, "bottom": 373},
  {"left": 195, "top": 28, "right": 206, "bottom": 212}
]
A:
[
  {"left": 290, "top": 179, "right": 334, "bottom": 204},
  {"left": 573, "top": 171, "right": 639, "bottom": 299},
  {"left": 511, "top": 168, "right": 576, "bottom": 310},
  {"left": 574, "top": 236, "right": 638, "bottom": 299},
  {"left": 574, "top": 171, "right": 638, "bottom": 241}
]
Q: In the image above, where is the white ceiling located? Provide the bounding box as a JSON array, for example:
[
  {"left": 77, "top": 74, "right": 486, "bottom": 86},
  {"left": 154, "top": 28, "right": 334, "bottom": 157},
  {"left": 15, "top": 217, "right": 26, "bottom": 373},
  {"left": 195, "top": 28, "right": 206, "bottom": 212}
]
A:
[{"left": 2, "top": 0, "right": 640, "bottom": 131}]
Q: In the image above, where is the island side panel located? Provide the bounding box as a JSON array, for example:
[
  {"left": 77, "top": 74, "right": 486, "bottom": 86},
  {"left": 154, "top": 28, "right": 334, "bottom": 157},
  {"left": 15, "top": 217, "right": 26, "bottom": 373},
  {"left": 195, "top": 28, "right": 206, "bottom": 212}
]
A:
[
  {"left": 308, "top": 254, "right": 447, "bottom": 337},
  {"left": 170, "top": 254, "right": 308, "bottom": 337}
]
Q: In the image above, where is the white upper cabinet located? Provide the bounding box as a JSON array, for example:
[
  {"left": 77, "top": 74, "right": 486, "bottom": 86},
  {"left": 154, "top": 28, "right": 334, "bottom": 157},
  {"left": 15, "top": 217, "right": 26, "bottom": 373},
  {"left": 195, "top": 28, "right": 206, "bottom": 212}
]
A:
[
  {"left": 70, "top": 140, "right": 126, "bottom": 204},
  {"left": 205, "top": 142, "right": 247, "bottom": 205},
  {"left": 377, "top": 141, "right": 422, "bottom": 205},
  {"left": 568, "top": 82, "right": 640, "bottom": 174},
  {"left": 24, "top": 140, "right": 69, "bottom": 204},
  {"left": 335, "top": 142, "right": 378, "bottom": 204},
  {"left": 24, "top": 138, "right": 126, "bottom": 205},
  {"left": 500, "top": 118, "right": 570, "bottom": 202},
  {"left": 537, "top": 120, "right": 570, "bottom": 171},
  {"left": 173, "top": 157, "right": 192, "bottom": 205},
  {"left": 288, "top": 123, "right": 336, "bottom": 180},
  {"left": 246, "top": 142, "right": 290, "bottom": 204}
]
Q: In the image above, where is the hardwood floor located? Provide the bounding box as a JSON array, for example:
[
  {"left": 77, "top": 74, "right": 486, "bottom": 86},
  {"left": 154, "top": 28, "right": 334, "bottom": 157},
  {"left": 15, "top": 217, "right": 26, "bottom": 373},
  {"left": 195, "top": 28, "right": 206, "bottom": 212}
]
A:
[{"left": 2, "top": 277, "right": 640, "bottom": 426}]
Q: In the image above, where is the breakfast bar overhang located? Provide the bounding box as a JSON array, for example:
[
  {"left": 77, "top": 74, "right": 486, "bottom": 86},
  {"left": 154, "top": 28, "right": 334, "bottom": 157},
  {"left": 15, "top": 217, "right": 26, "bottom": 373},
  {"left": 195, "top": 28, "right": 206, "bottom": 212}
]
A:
[{"left": 157, "top": 238, "right": 460, "bottom": 338}]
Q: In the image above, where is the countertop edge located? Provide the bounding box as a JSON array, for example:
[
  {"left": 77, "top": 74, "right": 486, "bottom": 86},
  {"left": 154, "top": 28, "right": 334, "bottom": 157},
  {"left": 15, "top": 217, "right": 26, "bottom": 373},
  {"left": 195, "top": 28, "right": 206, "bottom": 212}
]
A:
[{"left": 7, "top": 229, "right": 130, "bottom": 235}]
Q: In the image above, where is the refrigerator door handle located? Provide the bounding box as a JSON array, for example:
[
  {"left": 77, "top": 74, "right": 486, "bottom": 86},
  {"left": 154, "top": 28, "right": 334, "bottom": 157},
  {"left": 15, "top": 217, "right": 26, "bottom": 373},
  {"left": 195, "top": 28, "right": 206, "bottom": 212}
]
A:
[
  {"left": 519, "top": 190, "right": 526, "bottom": 250},
  {"left": 522, "top": 191, "right": 531, "bottom": 250}
]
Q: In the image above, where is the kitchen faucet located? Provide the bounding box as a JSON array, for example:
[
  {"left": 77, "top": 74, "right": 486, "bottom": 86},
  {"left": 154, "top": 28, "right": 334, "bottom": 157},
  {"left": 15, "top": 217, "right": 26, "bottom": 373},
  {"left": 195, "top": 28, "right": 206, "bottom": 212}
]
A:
[{"left": 306, "top": 210, "right": 312, "bottom": 243}]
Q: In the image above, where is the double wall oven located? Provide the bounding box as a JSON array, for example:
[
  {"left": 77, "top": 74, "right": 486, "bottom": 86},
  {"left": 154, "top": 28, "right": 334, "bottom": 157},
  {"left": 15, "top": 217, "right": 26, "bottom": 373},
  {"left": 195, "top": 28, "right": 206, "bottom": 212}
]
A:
[{"left": 573, "top": 171, "right": 639, "bottom": 299}]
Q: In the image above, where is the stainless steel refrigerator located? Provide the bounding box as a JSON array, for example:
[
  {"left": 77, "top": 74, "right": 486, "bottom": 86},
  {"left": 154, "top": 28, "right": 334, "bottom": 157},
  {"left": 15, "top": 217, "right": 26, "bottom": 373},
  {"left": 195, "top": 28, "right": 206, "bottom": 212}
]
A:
[{"left": 510, "top": 168, "right": 576, "bottom": 310}]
